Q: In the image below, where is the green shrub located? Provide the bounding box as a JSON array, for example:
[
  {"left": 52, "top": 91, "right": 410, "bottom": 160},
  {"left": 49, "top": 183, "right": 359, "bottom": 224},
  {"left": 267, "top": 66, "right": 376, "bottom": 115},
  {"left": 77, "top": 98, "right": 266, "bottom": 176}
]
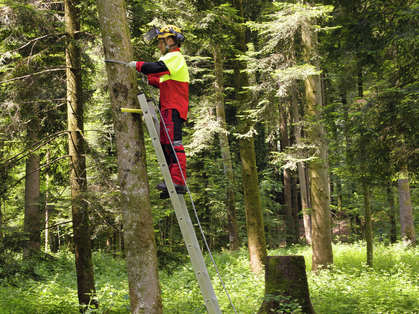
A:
[{"left": 1, "top": 242, "right": 418, "bottom": 313}]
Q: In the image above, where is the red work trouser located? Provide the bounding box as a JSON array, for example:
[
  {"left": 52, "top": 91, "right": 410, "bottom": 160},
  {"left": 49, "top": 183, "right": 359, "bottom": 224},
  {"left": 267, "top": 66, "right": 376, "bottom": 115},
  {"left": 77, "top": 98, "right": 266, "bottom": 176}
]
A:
[{"left": 160, "top": 109, "right": 187, "bottom": 185}]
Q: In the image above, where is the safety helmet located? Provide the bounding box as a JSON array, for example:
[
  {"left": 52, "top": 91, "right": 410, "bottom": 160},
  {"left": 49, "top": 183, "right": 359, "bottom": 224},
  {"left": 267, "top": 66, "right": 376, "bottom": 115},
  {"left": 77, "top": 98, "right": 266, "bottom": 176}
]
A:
[
  {"left": 158, "top": 25, "right": 182, "bottom": 40},
  {"left": 143, "top": 25, "right": 185, "bottom": 45}
]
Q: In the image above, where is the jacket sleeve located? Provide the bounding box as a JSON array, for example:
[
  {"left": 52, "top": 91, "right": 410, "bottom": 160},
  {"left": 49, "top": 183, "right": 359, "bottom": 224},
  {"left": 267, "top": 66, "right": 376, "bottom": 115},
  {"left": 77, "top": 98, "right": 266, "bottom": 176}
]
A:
[
  {"left": 147, "top": 75, "right": 160, "bottom": 88},
  {"left": 136, "top": 61, "right": 170, "bottom": 76}
]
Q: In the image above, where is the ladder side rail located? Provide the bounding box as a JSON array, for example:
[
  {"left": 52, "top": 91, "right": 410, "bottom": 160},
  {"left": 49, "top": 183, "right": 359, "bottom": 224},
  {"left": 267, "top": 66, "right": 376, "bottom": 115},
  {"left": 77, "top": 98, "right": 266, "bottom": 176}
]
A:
[{"left": 177, "top": 195, "right": 222, "bottom": 308}]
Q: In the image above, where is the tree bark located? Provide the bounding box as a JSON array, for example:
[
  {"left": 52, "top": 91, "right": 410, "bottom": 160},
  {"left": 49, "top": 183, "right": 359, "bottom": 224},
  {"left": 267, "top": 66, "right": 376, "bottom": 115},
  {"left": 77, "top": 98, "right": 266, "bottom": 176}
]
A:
[
  {"left": 45, "top": 148, "right": 50, "bottom": 251},
  {"left": 231, "top": 0, "right": 267, "bottom": 272},
  {"left": 292, "top": 175, "right": 300, "bottom": 242},
  {"left": 388, "top": 183, "right": 397, "bottom": 243},
  {"left": 258, "top": 256, "right": 315, "bottom": 314},
  {"left": 0, "top": 199, "right": 2, "bottom": 240},
  {"left": 280, "top": 101, "right": 293, "bottom": 245},
  {"left": 302, "top": 4, "right": 333, "bottom": 271},
  {"left": 398, "top": 177, "right": 416, "bottom": 243},
  {"left": 363, "top": 183, "right": 373, "bottom": 267},
  {"left": 23, "top": 103, "right": 41, "bottom": 258},
  {"left": 239, "top": 132, "right": 267, "bottom": 272},
  {"left": 97, "top": 0, "right": 163, "bottom": 312},
  {"left": 292, "top": 82, "right": 312, "bottom": 245},
  {"left": 336, "top": 178, "right": 342, "bottom": 213},
  {"left": 212, "top": 39, "right": 239, "bottom": 252},
  {"left": 65, "top": 0, "right": 96, "bottom": 309}
]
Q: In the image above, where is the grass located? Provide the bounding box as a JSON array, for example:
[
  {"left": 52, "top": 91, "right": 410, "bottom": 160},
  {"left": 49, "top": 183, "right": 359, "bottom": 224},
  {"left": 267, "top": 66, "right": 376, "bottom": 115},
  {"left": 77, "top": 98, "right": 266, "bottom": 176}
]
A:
[{"left": 1, "top": 242, "right": 418, "bottom": 313}]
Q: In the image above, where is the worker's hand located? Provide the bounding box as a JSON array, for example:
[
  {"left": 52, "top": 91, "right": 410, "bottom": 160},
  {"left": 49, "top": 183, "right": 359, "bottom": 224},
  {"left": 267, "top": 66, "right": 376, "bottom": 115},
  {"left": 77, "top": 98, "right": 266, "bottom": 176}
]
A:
[{"left": 127, "top": 61, "right": 137, "bottom": 70}]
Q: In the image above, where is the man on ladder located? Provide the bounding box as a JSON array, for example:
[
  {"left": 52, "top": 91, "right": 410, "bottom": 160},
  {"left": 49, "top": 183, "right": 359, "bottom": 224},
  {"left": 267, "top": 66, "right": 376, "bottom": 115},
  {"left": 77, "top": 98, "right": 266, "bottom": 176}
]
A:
[
  {"left": 128, "top": 25, "right": 189, "bottom": 199},
  {"left": 123, "top": 25, "right": 233, "bottom": 314}
]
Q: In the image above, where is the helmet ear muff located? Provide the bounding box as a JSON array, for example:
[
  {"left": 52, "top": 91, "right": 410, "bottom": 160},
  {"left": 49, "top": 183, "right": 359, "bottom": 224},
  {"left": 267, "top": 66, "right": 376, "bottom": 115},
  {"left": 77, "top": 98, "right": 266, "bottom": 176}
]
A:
[{"left": 169, "top": 28, "right": 185, "bottom": 42}]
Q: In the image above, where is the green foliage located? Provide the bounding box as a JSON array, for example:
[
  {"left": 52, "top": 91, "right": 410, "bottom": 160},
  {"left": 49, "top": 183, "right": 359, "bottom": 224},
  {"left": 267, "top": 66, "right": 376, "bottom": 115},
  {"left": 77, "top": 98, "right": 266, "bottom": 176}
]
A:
[
  {"left": 310, "top": 242, "right": 419, "bottom": 313},
  {"left": 0, "top": 227, "right": 45, "bottom": 286},
  {"left": 262, "top": 291, "right": 303, "bottom": 314},
  {"left": 1, "top": 244, "right": 419, "bottom": 313},
  {"left": 159, "top": 248, "right": 265, "bottom": 313}
]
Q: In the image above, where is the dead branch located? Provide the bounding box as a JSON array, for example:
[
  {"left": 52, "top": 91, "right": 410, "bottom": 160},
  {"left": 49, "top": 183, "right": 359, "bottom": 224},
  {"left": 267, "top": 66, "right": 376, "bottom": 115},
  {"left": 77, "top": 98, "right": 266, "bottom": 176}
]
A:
[
  {"left": 0, "top": 68, "right": 66, "bottom": 84},
  {"left": 0, "top": 33, "right": 62, "bottom": 56},
  {"left": 10, "top": 155, "right": 70, "bottom": 189},
  {"left": 4, "top": 131, "right": 68, "bottom": 170}
]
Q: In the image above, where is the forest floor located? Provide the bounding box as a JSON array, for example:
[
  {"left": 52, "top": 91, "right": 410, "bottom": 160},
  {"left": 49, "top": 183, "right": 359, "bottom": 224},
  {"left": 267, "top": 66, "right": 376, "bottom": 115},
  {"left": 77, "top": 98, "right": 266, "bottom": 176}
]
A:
[{"left": 1, "top": 242, "right": 419, "bottom": 313}]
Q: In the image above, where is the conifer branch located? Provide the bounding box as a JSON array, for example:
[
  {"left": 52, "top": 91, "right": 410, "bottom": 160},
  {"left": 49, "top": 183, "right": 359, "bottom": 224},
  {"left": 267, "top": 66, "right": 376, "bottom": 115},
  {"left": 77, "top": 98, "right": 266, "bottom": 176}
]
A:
[
  {"left": 10, "top": 155, "right": 70, "bottom": 189},
  {"left": 3, "top": 131, "right": 68, "bottom": 170},
  {"left": 0, "top": 68, "right": 66, "bottom": 84},
  {"left": 0, "top": 33, "right": 62, "bottom": 56}
]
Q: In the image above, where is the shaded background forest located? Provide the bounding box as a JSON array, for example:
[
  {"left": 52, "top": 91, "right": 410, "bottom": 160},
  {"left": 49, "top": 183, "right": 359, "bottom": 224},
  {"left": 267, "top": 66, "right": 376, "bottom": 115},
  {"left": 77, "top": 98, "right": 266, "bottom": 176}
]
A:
[{"left": 1, "top": 0, "right": 419, "bottom": 279}]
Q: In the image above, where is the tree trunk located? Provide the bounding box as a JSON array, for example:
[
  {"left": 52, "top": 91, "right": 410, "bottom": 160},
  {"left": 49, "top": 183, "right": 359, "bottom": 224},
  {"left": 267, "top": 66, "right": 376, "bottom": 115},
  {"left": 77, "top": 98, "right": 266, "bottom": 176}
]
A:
[
  {"left": 97, "top": 0, "right": 163, "bottom": 312},
  {"left": 388, "top": 183, "right": 397, "bottom": 243},
  {"left": 302, "top": 5, "right": 333, "bottom": 271},
  {"left": 45, "top": 148, "right": 50, "bottom": 252},
  {"left": 292, "top": 82, "right": 312, "bottom": 245},
  {"left": 23, "top": 103, "right": 41, "bottom": 258},
  {"left": 212, "top": 39, "right": 239, "bottom": 252},
  {"left": 280, "top": 101, "right": 293, "bottom": 245},
  {"left": 363, "top": 183, "right": 373, "bottom": 267},
  {"left": 65, "top": 0, "right": 96, "bottom": 309},
  {"left": 398, "top": 177, "right": 416, "bottom": 243},
  {"left": 240, "top": 133, "right": 268, "bottom": 272},
  {"left": 0, "top": 196, "right": 3, "bottom": 240},
  {"left": 231, "top": 0, "right": 267, "bottom": 272},
  {"left": 336, "top": 178, "right": 342, "bottom": 213},
  {"left": 258, "top": 256, "right": 315, "bottom": 314},
  {"left": 292, "top": 175, "right": 300, "bottom": 242}
]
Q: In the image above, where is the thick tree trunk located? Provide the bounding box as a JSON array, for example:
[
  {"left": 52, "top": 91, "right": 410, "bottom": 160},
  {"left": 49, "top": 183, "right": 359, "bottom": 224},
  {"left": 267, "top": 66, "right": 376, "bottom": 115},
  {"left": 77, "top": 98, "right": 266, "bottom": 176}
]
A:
[
  {"left": 97, "top": 0, "right": 163, "bottom": 312},
  {"left": 212, "top": 40, "right": 239, "bottom": 252},
  {"left": 363, "top": 183, "right": 373, "bottom": 267},
  {"left": 398, "top": 177, "right": 416, "bottom": 243},
  {"left": 302, "top": 7, "right": 333, "bottom": 271},
  {"left": 280, "top": 101, "right": 293, "bottom": 245},
  {"left": 231, "top": 0, "right": 267, "bottom": 272},
  {"left": 292, "top": 82, "right": 312, "bottom": 245},
  {"left": 65, "top": 0, "right": 96, "bottom": 309},
  {"left": 240, "top": 133, "right": 267, "bottom": 272},
  {"left": 23, "top": 104, "right": 41, "bottom": 258},
  {"left": 258, "top": 256, "right": 315, "bottom": 314}
]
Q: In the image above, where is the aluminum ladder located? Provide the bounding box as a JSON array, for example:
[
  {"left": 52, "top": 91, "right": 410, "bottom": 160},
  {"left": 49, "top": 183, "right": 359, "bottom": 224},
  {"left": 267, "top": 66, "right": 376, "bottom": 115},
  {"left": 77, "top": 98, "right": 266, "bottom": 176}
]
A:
[{"left": 135, "top": 92, "right": 222, "bottom": 314}]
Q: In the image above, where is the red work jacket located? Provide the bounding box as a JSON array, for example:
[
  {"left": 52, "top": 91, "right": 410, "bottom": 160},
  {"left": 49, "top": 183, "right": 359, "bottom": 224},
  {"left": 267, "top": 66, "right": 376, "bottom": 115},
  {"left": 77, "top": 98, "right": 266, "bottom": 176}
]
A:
[{"left": 135, "top": 48, "right": 189, "bottom": 121}]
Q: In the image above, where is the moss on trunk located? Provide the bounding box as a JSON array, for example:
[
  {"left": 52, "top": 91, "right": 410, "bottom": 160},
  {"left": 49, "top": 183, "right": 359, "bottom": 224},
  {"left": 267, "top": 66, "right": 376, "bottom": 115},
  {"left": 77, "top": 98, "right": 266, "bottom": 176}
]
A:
[{"left": 97, "top": 0, "right": 163, "bottom": 313}]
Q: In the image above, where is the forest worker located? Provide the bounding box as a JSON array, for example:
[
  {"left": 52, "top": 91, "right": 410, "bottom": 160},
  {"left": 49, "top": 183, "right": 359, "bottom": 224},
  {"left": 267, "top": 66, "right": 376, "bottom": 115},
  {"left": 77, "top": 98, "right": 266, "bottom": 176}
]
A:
[{"left": 127, "top": 25, "right": 189, "bottom": 199}]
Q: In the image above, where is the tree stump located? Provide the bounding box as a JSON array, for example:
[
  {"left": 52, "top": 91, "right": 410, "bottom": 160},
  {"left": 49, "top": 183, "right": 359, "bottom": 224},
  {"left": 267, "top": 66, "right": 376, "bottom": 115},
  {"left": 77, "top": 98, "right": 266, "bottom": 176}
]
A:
[{"left": 258, "top": 256, "right": 315, "bottom": 314}]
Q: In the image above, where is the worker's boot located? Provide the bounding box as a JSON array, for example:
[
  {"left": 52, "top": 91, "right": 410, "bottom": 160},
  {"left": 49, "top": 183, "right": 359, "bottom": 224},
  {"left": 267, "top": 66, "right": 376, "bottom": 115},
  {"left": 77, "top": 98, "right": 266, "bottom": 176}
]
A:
[
  {"left": 159, "top": 191, "right": 170, "bottom": 199},
  {"left": 156, "top": 182, "right": 187, "bottom": 194}
]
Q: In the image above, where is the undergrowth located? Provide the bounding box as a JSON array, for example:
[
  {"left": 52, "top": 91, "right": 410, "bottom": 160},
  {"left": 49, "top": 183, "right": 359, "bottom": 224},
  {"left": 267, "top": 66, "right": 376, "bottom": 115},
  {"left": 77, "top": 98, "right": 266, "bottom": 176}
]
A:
[{"left": 0, "top": 242, "right": 418, "bottom": 313}]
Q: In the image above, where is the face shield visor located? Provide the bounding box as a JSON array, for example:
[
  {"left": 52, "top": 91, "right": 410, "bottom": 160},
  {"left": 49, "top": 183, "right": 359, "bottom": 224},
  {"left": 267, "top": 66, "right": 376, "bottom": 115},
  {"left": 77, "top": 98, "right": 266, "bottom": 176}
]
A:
[{"left": 143, "top": 27, "right": 160, "bottom": 45}]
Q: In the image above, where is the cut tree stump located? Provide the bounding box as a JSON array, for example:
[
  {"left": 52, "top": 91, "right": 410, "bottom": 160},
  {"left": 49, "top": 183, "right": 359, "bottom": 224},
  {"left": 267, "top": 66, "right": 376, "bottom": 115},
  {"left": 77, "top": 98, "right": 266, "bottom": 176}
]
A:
[{"left": 258, "top": 255, "right": 315, "bottom": 314}]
